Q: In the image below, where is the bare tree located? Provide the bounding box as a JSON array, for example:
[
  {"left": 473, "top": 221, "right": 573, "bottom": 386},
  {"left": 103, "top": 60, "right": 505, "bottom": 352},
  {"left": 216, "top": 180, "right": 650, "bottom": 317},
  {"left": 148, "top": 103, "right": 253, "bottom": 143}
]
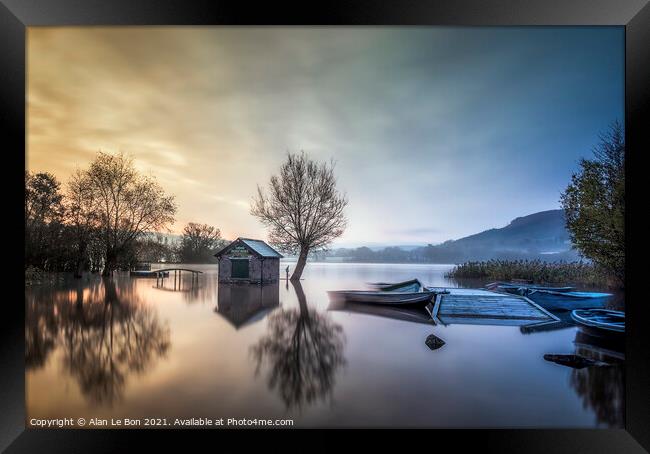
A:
[
  {"left": 83, "top": 152, "right": 177, "bottom": 276},
  {"left": 66, "top": 170, "right": 99, "bottom": 278},
  {"left": 136, "top": 233, "right": 177, "bottom": 264},
  {"left": 25, "top": 171, "right": 65, "bottom": 270},
  {"left": 251, "top": 152, "right": 348, "bottom": 280}
]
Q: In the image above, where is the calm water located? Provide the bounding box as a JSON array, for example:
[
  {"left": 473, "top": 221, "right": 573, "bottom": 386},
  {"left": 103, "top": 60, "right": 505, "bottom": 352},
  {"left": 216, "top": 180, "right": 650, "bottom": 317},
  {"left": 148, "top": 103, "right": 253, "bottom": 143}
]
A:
[{"left": 26, "top": 263, "right": 624, "bottom": 428}]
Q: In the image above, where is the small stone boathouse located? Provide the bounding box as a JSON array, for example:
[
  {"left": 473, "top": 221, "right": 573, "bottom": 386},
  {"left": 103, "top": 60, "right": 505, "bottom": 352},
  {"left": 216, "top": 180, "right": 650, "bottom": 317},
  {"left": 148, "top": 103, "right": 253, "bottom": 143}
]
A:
[{"left": 214, "top": 237, "right": 283, "bottom": 284}]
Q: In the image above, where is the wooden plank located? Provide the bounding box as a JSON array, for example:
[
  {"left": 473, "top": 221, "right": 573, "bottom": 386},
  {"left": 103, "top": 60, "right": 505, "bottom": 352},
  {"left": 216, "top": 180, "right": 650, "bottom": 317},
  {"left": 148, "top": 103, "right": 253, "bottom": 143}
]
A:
[
  {"left": 442, "top": 303, "right": 533, "bottom": 309},
  {"left": 439, "top": 308, "right": 546, "bottom": 315},
  {"left": 436, "top": 290, "right": 556, "bottom": 326},
  {"left": 437, "top": 316, "right": 545, "bottom": 326},
  {"left": 443, "top": 301, "right": 526, "bottom": 306},
  {"left": 521, "top": 295, "right": 560, "bottom": 321},
  {"left": 430, "top": 293, "right": 443, "bottom": 325},
  {"left": 439, "top": 310, "right": 547, "bottom": 318}
]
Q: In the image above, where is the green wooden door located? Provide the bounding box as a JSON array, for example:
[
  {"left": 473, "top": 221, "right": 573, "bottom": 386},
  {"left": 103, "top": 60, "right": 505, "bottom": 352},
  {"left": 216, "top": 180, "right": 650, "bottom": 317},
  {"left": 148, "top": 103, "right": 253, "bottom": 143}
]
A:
[{"left": 231, "top": 259, "right": 249, "bottom": 279}]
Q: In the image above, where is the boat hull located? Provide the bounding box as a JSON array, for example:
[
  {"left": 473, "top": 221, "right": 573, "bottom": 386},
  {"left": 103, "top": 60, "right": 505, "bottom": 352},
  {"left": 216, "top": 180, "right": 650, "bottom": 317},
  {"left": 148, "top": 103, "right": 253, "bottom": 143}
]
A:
[
  {"left": 495, "top": 287, "right": 613, "bottom": 311},
  {"left": 571, "top": 309, "right": 625, "bottom": 339},
  {"left": 369, "top": 279, "right": 423, "bottom": 293},
  {"left": 525, "top": 291, "right": 613, "bottom": 311},
  {"left": 487, "top": 282, "right": 575, "bottom": 293}
]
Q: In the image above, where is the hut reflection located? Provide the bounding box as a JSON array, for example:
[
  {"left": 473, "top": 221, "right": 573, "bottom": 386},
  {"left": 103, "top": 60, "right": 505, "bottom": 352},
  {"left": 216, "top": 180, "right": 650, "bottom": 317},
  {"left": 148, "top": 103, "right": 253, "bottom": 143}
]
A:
[
  {"left": 25, "top": 277, "right": 170, "bottom": 405},
  {"left": 250, "top": 280, "right": 346, "bottom": 410},
  {"left": 215, "top": 282, "right": 280, "bottom": 329}
]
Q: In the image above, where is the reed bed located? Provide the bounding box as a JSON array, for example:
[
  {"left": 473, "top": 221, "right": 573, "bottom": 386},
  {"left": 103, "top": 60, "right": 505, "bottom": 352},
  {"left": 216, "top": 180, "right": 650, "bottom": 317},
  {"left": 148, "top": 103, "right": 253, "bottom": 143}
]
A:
[{"left": 445, "top": 260, "right": 609, "bottom": 287}]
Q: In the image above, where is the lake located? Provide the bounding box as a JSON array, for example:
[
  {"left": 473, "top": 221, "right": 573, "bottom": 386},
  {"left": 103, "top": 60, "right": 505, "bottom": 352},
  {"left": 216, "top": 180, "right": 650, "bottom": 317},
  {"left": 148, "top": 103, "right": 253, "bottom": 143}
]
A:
[{"left": 25, "top": 262, "right": 624, "bottom": 428}]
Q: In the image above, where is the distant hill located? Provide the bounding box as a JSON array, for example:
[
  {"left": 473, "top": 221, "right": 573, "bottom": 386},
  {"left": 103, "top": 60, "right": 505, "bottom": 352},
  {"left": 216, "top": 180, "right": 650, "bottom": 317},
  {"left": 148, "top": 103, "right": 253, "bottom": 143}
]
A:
[
  {"left": 439, "top": 209, "right": 576, "bottom": 258},
  {"left": 317, "top": 210, "right": 582, "bottom": 263}
]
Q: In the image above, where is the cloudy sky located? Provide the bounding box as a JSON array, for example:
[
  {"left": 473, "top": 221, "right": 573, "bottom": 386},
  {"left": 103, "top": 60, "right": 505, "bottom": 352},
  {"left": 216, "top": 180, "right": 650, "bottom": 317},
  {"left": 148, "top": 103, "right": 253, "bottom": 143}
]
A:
[{"left": 27, "top": 27, "right": 623, "bottom": 246}]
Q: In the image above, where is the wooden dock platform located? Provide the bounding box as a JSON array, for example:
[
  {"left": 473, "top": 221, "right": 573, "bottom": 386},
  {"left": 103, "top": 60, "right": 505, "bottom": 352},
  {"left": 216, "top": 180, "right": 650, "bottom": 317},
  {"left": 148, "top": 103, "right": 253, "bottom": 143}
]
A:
[{"left": 426, "top": 287, "right": 559, "bottom": 327}]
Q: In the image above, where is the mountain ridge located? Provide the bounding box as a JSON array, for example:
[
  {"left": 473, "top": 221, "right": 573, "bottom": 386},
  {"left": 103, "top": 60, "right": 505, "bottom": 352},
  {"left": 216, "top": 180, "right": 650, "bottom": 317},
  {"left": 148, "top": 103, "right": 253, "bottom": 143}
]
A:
[{"left": 316, "top": 209, "right": 581, "bottom": 263}]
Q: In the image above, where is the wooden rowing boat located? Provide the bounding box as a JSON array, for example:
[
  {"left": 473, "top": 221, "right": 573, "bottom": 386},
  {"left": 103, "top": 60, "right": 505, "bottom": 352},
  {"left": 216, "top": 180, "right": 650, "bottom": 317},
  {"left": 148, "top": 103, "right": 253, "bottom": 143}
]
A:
[
  {"left": 571, "top": 309, "right": 625, "bottom": 338},
  {"left": 525, "top": 290, "right": 613, "bottom": 311},
  {"left": 486, "top": 282, "right": 575, "bottom": 293},
  {"left": 487, "top": 282, "right": 612, "bottom": 311},
  {"left": 369, "top": 279, "right": 423, "bottom": 293}
]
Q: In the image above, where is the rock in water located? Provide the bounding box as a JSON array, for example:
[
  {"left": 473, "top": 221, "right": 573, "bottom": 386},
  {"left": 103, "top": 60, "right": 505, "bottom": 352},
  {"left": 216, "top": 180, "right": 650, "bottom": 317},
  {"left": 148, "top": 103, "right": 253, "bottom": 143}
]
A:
[{"left": 426, "top": 334, "right": 445, "bottom": 350}]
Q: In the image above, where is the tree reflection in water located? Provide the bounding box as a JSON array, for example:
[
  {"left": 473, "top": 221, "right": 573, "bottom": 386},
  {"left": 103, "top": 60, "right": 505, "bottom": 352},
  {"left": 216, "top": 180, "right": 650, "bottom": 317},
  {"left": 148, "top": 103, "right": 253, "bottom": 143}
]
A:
[
  {"left": 250, "top": 280, "right": 346, "bottom": 410},
  {"left": 569, "top": 331, "right": 625, "bottom": 427},
  {"left": 26, "top": 277, "right": 170, "bottom": 405},
  {"left": 25, "top": 291, "right": 58, "bottom": 370}
]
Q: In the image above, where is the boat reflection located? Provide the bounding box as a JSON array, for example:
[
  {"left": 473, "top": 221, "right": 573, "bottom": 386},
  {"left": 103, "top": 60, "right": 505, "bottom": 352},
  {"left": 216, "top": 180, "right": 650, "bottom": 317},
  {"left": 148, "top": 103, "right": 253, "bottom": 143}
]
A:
[
  {"left": 328, "top": 300, "right": 435, "bottom": 325},
  {"left": 25, "top": 278, "right": 170, "bottom": 405},
  {"left": 250, "top": 280, "right": 346, "bottom": 410},
  {"left": 215, "top": 282, "right": 280, "bottom": 329}
]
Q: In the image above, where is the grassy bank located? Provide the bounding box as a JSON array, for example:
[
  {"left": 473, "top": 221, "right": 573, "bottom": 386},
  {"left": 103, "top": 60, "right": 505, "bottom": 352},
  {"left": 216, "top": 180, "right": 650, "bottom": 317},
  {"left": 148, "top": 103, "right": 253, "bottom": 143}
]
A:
[{"left": 445, "top": 260, "right": 612, "bottom": 287}]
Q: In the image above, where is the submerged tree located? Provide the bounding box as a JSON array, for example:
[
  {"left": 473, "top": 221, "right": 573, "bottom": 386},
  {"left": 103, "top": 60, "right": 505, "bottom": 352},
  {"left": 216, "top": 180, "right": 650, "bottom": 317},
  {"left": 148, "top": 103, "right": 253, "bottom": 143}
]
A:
[
  {"left": 65, "top": 170, "right": 99, "bottom": 277},
  {"left": 251, "top": 152, "right": 348, "bottom": 280},
  {"left": 560, "top": 122, "right": 625, "bottom": 286},
  {"left": 25, "top": 171, "right": 66, "bottom": 270},
  {"left": 82, "top": 152, "right": 177, "bottom": 276}
]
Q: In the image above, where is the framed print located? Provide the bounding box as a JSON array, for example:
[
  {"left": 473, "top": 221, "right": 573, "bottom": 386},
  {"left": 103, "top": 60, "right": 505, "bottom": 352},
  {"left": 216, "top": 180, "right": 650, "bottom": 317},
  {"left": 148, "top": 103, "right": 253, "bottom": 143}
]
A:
[{"left": 2, "top": 0, "right": 649, "bottom": 452}]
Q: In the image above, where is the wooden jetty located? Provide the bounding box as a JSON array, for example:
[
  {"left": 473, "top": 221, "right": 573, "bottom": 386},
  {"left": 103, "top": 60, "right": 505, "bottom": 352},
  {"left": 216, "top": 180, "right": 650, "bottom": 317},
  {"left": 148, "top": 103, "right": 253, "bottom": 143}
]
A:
[
  {"left": 146, "top": 268, "right": 203, "bottom": 291},
  {"left": 426, "top": 287, "right": 559, "bottom": 327},
  {"left": 130, "top": 270, "right": 169, "bottom": 277}
]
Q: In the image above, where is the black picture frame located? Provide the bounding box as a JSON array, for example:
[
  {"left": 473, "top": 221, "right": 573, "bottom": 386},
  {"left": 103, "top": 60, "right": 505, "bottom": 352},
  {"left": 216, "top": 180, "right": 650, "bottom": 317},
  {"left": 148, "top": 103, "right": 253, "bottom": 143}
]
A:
[{"left": 2, "top": 0, "right": 648, "bottom": 452}]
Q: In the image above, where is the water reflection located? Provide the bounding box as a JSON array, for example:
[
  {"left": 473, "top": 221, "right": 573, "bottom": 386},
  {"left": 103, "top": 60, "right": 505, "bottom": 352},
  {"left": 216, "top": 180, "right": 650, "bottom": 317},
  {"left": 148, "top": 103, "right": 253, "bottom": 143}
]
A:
[
  {"left": 250, "top": 280, "right": 346, "bottom": 410},
  {"left": 215, "top": 282, "right": 280, "bottom": 329},
  {"left": 25, "top": 290, "right": 58, "bottom": 369},
  {"left": 26, "top": 278, "right": 170, "bottom": 405},
  {"left": 27, "top": 264, "right": 625, "bottom": 427},
  {"left": 151, "top": 272, "right": 207, "bottom": 304},
  {"left": 543, "top": 328, "right": 624, "bottom": 427},
  {"left": 570, "top": 330, "right": 624, "bottom": 427},
  {"left": 328, "top": 300, "right": 434, "bottom": 325}
]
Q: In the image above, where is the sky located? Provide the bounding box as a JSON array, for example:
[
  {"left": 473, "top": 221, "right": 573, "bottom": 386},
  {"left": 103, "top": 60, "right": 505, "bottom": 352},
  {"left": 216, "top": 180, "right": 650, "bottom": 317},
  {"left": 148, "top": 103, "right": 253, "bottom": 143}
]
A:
[{"left": 27, "top": 27, "right": 624, "bottom": 247}]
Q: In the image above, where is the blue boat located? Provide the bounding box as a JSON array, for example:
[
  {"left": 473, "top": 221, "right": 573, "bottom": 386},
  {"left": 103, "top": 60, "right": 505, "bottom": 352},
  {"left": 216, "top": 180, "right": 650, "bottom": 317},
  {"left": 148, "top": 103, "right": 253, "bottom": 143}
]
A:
[
  {"left": 486, "top": 282, "right": 575, "bottom": 293},
  {"left": 571, "top": 309, "right": 625, "bottom": 338},
  {"left": 523, "top": 289, "right": 613, "bottom": 311},
  {"left": 487, "top": 282, "right": 612, "bottom": 311}
]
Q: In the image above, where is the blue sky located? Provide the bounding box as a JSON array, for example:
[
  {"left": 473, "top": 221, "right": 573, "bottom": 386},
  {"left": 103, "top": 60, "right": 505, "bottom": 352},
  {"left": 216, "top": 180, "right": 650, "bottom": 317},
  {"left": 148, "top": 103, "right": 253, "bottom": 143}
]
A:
[{"left": 28, "top": 27, "right": 624, "bottom": 246}]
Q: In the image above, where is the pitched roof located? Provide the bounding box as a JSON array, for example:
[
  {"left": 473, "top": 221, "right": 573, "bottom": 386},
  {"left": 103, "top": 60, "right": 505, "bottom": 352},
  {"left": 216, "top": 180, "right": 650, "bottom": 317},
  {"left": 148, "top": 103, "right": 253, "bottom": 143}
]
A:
[
  {"left": 214, "top": 237, "right": 284, "bottom": 258},
  {"left": 240, "top": 238, "right": 284, "bottom": 258}
]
